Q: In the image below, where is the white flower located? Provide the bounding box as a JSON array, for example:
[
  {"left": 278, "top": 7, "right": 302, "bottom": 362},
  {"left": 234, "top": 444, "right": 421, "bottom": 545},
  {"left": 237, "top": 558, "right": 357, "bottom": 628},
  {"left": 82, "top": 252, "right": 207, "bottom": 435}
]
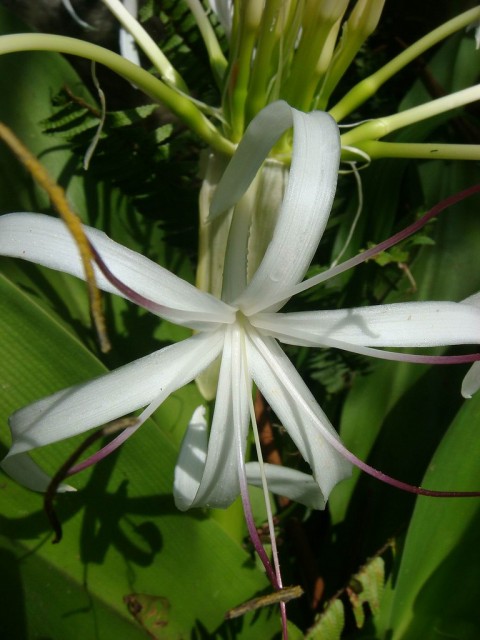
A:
[{"left": 1, "top": 101, "right": 480, "bottom": 513}]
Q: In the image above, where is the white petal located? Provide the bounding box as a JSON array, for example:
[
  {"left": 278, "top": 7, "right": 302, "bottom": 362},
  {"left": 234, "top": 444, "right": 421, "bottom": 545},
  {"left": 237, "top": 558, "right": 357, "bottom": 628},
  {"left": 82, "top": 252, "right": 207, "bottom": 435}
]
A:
[
  {"left": 462, "top": 361, "right": 480, "bottom": 398},
  {"left": 207, "top": 0, "right": 233, "bottom": 38},
  {"left": 119, "top": 0, "right": 141, "bottom": 66},
  {"left": 0, "top": 213, "right": 234, "bottom": 328},
  {"left": 253, "top": 301, "right": 480, "bottom": 348},
  {"left": 175, "top": 325, "right": 250, "bottom": 510},
  {"left": 235, "top": 105, "right": 340, "bottom": 313},
  {"left": 245, "top": 462, "right": 326, "bottom": 510},
  {"left": 4, "top": 331, "right": 223, "bottom": 464},
  {"left": 210, "top": 102, "right": 297, "bottom": 218},
  {"left": 246, "top": 330, "right": 351, "bottom": 505},
  {"left": 1, "top": 454, "right": 75, "bottom": 493},
  {"left": 462, "top": 291, "right": 480, "bottom": 306},
  {"left": 173, "top": 406, "right": 208, "bottom": 510}
]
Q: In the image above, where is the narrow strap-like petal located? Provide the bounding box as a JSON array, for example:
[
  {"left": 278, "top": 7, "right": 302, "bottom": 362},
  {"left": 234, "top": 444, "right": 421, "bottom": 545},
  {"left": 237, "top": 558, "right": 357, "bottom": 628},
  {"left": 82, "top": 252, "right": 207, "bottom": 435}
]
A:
[
  {"left": 2, "top": 331, "right": 224, "bottom": 490},
  {"left": 0, "top": 213, "right": 234, "bottom": 328},
  {"left": 119, "top": 0, "right": 142, "bottom": 66},
  {"left": 174, "top": 325, "right": 250, "bottom": 510},
  {"left": 173, "top": 406, "right": 209, "bottom": 510},
  {"left": 217, "top": 102, "right": 340, "bottom": 313},
  {"left": 253, "top": 301, "right": 480, "bottom": 348},
  {"left": 245, "top": 462, "right": 326, "bottom": 509},
  {"left": 246, "top": 329, "right": 351, "bottom": 505},
  {"left": 1, "top": 454, "right": 75, "bottom": 493},
  {"left": 462, "top": 362, "right": 480, "bottom": 398}
]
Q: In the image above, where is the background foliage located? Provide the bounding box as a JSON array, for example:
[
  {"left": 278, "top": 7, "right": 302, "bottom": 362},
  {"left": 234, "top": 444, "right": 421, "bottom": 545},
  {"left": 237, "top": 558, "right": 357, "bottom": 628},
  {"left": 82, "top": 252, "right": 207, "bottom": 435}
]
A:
[{"left": 0, "top": 2, "right": 479, "bottom": 639}]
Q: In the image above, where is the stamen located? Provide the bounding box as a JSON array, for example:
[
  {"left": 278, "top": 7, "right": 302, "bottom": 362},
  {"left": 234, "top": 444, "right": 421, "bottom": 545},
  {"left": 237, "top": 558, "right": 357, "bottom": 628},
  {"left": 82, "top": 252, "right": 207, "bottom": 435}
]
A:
[
  {"left": 340, "top": 347, "right": 480, "bottom": 365},
  {"left": 89, "top": 242, "right": 168, "bottom": 315},
  {"left": 67, "top": 381, "right": 176, "bottom": 476},
  {"left": 66, "top": 416, "right": 141, "bottom": 476},
  {"left": 250, "top": 328, "right": 480, "bottom": 500},
  {"left": 304, "top": 338, "right": 480, "bottom": 365},
  {"left": 45, "top": 417, "right": 138, "bottom": 542},
  {"left": 245, "top": 361, "right": 283, "bottom": 583},
  {"left": 254, "top": 320, "right": 480, "bottom": 365},
  {"left": 298, "top": 184, "right": 480, "bottom": 295},
  {"left": 239, "top": 332, "right": 288, "bottom": 638},
  {"left": 236, "top": 433, "right": 278, "bottom": 586},
  {"left": 250, "top": 184, "right": 480, "bottom": 313}
]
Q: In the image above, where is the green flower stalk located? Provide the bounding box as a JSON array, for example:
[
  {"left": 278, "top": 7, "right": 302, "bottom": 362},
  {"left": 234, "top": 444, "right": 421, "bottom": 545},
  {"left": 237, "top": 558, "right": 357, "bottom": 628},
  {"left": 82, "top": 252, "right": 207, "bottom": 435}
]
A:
[{"left": 1, "top": 1, "right": 478, "bottom": 159}]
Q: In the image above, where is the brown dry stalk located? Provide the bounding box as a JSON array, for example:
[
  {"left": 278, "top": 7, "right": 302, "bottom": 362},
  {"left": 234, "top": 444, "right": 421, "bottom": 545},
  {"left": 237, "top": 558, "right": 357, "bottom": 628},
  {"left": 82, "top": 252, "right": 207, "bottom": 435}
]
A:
[
  {"left": 225, "top": 585, "right": 304, "bottom": 619},
  {"left": 0, "top": 121, "right": 110, "bottom": 352}
]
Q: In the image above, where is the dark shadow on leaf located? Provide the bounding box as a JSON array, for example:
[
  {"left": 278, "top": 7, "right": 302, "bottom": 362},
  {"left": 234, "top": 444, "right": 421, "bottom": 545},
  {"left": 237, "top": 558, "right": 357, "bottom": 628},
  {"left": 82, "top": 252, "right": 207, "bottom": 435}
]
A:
[
  {"left": 0, "top": 440, "right": 207, "bottom": 569},
  {"left": 322, "top": 362, "right": 466, "bottom": 597},
  {"left": 400, "top": 508, "right": 480, "bottom": 640},
  {"left": 0, "top": 547, "right": 28, "bottom": 640}
]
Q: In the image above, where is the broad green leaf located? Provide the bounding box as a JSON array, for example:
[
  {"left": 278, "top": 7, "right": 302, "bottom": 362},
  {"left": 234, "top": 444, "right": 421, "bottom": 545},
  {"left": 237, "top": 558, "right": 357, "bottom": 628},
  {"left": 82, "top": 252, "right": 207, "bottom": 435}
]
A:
[
  {"left": 0, "top": 536, "right": 145, "bottom": 640},
  {"left": 382, "top": 391, "right": 480, "bottom": 640},
  {"left": 0, "top": 7, "right": 278, "bottom": 638},
  {"left": 329, "top": 28, "right": 480, "bottom": 527},
  {"left": 0, "top": 272, "right": 276, "bottom": 639}
]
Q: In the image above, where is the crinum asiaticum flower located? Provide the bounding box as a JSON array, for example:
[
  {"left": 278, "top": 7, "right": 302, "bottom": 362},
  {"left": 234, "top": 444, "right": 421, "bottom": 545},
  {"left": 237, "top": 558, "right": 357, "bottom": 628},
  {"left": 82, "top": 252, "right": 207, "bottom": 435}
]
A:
[{"left": 1, "top": 101, "right": 480, "bottom": 515}]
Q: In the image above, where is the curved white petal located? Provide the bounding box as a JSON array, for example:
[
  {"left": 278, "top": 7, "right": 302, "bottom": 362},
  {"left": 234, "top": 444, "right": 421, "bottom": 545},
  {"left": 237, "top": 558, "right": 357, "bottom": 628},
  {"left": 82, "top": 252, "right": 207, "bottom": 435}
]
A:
[
  {"left": 207, "top": 0, "right": 233, "bottom": 38},
  {"left": 245, "top": 462, "right": 325, "bottom": 510},
  {"left": 223, "top": 103, "right": 340, "bottom": 314},
  {"left": 462, "top": 361, "right": 480, "bottom": 398},
  {"left": 175, "top": 405, "right": 327, "bottom": 511},
  {"left": 0, "top": 213, "right": 234, "bottom": 328},
  {"left": 253, "top": 301, "right": 480, "bottom": 348},
  {"left": 462, "top": 291, "right": 480, "bottom": 306},
  {"left": 246, "top": 330, "right": 351, "bottom": 505},
  {"left": 211, "top": 102, "right": 297, "bottom": 218},
  {"left": 175, "top": 325, "right": 249, "bottom": 510},
  {"left": 1, "top": 454, "right": 75, "bottom": 493},
  {"left": 2, "top": 331, "right": 224, "bottom": 491},
  {"left": 174, "top": 406, "right": 208, "bottom": 510}
]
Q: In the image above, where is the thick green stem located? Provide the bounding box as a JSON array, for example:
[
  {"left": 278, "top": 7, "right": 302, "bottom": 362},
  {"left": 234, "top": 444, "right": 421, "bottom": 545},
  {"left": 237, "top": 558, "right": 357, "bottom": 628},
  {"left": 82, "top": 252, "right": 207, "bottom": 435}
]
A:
[
  {"left": 185, "top": 0, "right": 228, "bottom": 87},
  {"left": 317, "top": 0, "right": 385, "bottom": 109},
  {"left": 343, "top": 141, "right": 480, "bottom": 161},
  {"left": 0, "top": 33, "right": 234, "bottom": 155},
  {"left": 101, "top": 0, "right": 188, "bottom": 90},
  {"left": 244, "top": 0, "right": 284, "bottom": 123},
  {"left": 226, "top": 1, "right": 261, "bottom": 141},
  {"left": 329, "top": 6, "right": 480, "bottom": 122},
  {"left": 340, "top": 85, "right": 480, "bottom": 147},
  {"left": 283, "top": 0, "right": 349, "bottom": 112}
]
